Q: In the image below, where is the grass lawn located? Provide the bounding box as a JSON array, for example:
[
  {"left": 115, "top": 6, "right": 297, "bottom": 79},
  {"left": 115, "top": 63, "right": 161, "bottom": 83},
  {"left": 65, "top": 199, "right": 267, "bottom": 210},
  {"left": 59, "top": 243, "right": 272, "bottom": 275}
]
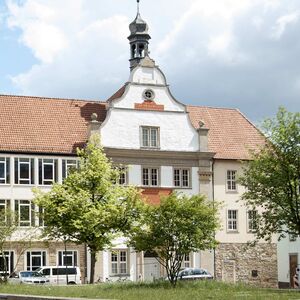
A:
[{"left": 0, "top": 280, "right": 300, "bottom": 300}]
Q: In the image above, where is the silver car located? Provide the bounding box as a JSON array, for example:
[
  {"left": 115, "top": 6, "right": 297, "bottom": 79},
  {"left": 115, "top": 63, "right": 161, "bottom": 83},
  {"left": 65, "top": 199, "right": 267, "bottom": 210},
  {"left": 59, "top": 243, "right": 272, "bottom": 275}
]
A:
[
  {"left": 9, "top": 271, "right": 50, "bottom": 284},
  {"left": 178, "top": 268, "right": 213, "bottom": 280}
]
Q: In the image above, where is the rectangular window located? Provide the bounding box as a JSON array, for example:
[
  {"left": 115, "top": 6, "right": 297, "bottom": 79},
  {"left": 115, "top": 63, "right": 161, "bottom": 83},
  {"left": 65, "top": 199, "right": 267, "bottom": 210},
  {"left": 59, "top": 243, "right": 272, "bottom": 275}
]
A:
[
  {"left": 0, "top": 251, "right": 14, "bottom": 276},
  {"left": 0, "top": 157, "right": 10, "bottom": 184},
  {"left": 111, "top": 250, "right": 128, "bottom": 275},
  {"left": 141, "top": 127, "right": 159, "bottom": 148},
  {"left": 0, "top": 200, "right": 10, "bottom": 225},
  {"left": 142, "top": 167, "right": 159, "bottom": 186},
  {"left": 118, "top": 167, "right": 128, "bottom": 185},
  {"left": 58, "top": 250, "right": 78, "bottom": 266},
  {"left": 227, "top": 209, "right": 238, "bottom": 231},
  {"left": 247, "top": 210, "right": 257, "bottom": 232},
  {"left": 14, "top": 158, "right": 35, "bottom": 185},
  {"left": 183, "top": 253, "right": 191, "bottom": 268},
  {"left": 174, "top": 168, "right": 190, "bottom": 188},
  {"left": 15, "top": 200, "right": 35, "bottom": 227},
  {"left": 227, "top": 170, "right": 237, "bottom": 191},
  {"left": 62, "top": 159, "right": 78, "bottom": 180},
  {"left": 26, "top": 251, "right": 46, "bottom": 271},
  {"left": 38, "top": 159, "right": 58, "bottom": 185}
]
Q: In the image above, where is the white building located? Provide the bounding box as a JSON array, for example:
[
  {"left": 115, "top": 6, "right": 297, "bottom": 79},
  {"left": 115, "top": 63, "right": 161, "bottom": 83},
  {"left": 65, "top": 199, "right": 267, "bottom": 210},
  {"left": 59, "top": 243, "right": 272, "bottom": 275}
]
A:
[{"left": 0, "top": 4, "right": 278, "bottom": 287}]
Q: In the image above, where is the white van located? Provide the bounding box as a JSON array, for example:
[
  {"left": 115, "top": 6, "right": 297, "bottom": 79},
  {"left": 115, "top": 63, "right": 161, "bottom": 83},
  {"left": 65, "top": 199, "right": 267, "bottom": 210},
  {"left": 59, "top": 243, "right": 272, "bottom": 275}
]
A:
[{"left": 35, "top": 266, "right": 82, "bottom": 285}]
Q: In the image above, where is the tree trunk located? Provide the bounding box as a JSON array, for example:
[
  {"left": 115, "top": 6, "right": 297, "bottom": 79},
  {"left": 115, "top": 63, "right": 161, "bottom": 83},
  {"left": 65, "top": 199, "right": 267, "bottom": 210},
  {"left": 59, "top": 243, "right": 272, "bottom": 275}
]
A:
[{"left": 90, "top": 251, "right": 97, "bottom": 284}]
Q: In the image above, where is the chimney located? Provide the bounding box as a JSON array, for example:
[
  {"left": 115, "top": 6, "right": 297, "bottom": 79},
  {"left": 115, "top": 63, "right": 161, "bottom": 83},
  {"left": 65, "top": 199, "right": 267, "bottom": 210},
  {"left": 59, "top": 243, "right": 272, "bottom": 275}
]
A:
[
  {"left": 87, "top": 113, "right": 101, "bottom": 139},
  {"left": 197, "top": 121, "right": 209, "bottom": 152}
]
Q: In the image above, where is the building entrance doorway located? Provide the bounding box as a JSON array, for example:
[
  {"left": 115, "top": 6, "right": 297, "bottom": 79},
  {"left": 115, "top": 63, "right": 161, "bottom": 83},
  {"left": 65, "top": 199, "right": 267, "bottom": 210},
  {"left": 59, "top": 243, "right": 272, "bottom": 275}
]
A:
[
  {"left": 289, "top": 254, "right": 298, "bottom": 288},
  {"left": 143, "top": 251, "right": 160, "bottom": 281}
]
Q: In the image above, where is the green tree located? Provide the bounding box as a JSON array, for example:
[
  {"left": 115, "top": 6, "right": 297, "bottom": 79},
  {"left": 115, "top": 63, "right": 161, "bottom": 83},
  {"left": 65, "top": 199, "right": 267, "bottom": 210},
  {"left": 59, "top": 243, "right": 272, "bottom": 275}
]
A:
[
  {"left": 240, "top": 107, "right": 300, "bottom": 241},
  {"left": 34, "top": 134, "right": 141, "bottom": 283},
  {"left": 127, "top": 192, "right": 219, "bottom": 286}
]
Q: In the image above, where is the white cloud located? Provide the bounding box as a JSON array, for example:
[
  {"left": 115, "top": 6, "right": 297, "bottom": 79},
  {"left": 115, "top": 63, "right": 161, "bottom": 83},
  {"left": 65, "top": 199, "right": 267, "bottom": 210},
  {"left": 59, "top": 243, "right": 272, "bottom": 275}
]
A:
[
  {"left": 7, "top": 0, "right": 68, "bottom": 63},
  {"left": 2, "top": 0, "right": 300, "bottom": 121},
  {"left": 271, "top": 11, "right": 300, "bottom": 40}
]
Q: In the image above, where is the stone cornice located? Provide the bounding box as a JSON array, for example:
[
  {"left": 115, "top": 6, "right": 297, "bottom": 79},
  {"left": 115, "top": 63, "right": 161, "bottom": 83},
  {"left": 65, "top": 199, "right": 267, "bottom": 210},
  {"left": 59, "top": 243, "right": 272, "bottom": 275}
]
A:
[{"left": 104, "top": 147, "right": 215, "bottom": 161}]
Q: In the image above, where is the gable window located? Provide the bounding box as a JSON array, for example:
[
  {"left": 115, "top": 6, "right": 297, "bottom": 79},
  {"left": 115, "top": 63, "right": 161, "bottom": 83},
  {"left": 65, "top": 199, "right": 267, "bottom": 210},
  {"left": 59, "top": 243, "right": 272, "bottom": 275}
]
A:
[
  {"left": 26, "top": 251, "right": 46, "bottom": 271},
  {"left": 227, "top": 209, "right": 238, "bottom": 232},
  {"left": 111, "top": 250, "right": 128, "bottom": 275},
  {"left": 58, "top": 250, "right": 78, "bottom": 266},
  {"left": 15, "top": 200, "right": 35, "bottom": 227},
  {"left": 0, "top": 200, "right": 10, "bottom": 225},
  {"left": 247, "top": 210, "right": 257, "bottom": 232},
  {"left": 0, "top": 251, "right": 14, "bottom": 277},
  {"left": 0, "top": 157, "right": 10, "bottom": 184},
  {"left": 14, "top": 158, "right": 34, "bottom": 185},
  {"left": 227, "top": 170, "right": 237, "bottom": 191},
  {"left": 38, "top": 159, "right": 58, "bottom": 185},
  {"left": 142, "top": 167, "right": 159, "bottom": 186},
  {"left": 141, "top": 127, "right": 159, "bottom": 148},
  {"left": 62, "top": 159, "right": 78, "bottom": 180},
  {"left": 174, "top": 168, "right": 190, "bottom": 188}
]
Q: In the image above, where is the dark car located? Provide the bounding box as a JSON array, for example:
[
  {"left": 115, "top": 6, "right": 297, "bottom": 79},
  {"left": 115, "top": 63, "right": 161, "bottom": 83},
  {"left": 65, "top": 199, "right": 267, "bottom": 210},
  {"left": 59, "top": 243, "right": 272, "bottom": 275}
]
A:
[{"left": 178, "top": 268, "right": 213, "bottom": 280}]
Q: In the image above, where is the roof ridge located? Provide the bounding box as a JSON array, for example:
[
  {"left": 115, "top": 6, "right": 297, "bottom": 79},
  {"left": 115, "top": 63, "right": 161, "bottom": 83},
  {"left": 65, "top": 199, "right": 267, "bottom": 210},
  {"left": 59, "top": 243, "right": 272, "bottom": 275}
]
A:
[
  {"left": 187, "top": 104, "right": 239, "bottom": 111},
  {"left": 235, "top": 108, "right": 266, "bottom": 139},
  {"left": 0, "top": 93, "right": 106, "bottom": 104}
]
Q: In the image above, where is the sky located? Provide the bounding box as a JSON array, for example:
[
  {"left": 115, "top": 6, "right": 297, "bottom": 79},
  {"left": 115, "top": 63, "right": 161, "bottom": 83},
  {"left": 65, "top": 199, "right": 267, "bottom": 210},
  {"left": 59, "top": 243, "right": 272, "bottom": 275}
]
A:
[{"left": 0, "top": 0, "right": 299, "bottom": 123}]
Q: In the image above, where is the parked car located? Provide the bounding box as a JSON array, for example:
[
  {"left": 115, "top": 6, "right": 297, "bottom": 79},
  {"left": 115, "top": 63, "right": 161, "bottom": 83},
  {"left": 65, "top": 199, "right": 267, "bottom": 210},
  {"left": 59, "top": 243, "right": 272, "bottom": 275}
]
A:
[
  {"left": 9, "top": 271, "right": 50, "bottom": 284},
  {"left": 178, "top": 268, "right": 213, "bottom": 280},
  {"left": 35, "top": 266, "right": 81, "bottom": 285}
]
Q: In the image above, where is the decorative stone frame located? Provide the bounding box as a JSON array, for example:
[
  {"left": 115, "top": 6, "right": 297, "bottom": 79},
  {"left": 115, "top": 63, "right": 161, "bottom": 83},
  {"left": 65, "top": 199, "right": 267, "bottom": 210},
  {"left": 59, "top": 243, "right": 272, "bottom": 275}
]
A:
[{"left": 142, "top": 89, "right": 155, "bottom": 101}]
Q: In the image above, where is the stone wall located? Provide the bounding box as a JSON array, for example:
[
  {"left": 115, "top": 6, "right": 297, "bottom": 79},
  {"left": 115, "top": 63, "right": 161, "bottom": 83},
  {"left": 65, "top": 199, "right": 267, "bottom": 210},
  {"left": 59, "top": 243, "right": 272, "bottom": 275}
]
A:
[{"left": 215, "top": 243, "right": 278, "bottom": 288}]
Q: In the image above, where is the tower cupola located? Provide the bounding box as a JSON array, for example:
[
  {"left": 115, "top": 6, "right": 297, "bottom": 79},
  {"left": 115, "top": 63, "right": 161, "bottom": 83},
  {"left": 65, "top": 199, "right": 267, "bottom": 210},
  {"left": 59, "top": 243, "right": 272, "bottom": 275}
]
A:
[{"left": 128, "top": 0, "right": 151, "bottom": 70}]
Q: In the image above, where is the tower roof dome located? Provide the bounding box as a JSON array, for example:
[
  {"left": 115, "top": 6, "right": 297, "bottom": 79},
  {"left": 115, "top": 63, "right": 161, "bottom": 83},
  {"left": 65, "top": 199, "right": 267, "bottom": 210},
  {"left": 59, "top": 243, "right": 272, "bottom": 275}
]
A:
[{"left": 129, "top": 8, "right": 148, "bottom": 35}]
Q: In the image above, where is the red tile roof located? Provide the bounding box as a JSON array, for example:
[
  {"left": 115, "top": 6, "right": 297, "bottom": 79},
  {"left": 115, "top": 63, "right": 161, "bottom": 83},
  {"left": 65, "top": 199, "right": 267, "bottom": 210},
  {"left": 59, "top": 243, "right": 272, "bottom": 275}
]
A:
[
  {"left": 187, "top": 106, "right": 266, "bottom": 160},
  {"left": 0, "top": 95, "right": 107, "bottom": 154},
  {"left": 0, "top": 95, "right": 265, "bottom": 159}
]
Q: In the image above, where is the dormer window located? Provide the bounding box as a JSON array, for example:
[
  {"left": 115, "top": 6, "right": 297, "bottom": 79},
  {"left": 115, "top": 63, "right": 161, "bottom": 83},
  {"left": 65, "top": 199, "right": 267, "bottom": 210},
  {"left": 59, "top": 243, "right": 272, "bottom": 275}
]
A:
[{"left": 141, "top": 126, "right": 159, "bottom": 148}]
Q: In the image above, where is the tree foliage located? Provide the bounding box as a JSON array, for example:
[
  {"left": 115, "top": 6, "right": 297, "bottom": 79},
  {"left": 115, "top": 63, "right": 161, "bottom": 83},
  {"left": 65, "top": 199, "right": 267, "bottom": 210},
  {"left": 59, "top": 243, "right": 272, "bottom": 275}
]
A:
[
  {"left": 34, "top": 134, "right": 142, "bottom": 283},
  {"left": 240, "top": 107, "right": 300, "bottom": 241},
  {"left": 127, "top": 192, "right": 219, "bottom": 286}
]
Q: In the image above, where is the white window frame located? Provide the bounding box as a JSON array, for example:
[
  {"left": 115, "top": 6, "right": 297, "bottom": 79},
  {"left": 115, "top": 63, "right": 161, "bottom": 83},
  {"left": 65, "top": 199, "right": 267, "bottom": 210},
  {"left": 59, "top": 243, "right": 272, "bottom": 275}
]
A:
[
  {"left": 0, "top": 157, "right": 10, "bottom": 184},
  {"left": 62, "top": 159, "right": 78, "bottom": 180},
  {"left": 142, "top": 167, "right": 159, "bottom": 187},
  {"left": 182, "top": 253, "right": 191, "bottom": 268},
  {"left": 26, "top": 250, "right": 47, "bottom": 271},
  {"left": 118, "top": 166, "right": 128, "bottom": 185},
  {"left": 0, "top": 199, "right": 10, "bottom": 225},
  {"left": 0, "top": 251, "right": 14, "bottom": 276},
  {"left": 226, "top": 170, "right": 237, "bottom": 191},
  {"left": 247, "top": 210, "right": 257, "bottom": 233},
  {"left": 110, "top": 250, "right": 128, "bottom": 276},
  {"left": 15, "top": 200, "right": 34, "bottom": 227},
  {"left": 57, "top": 250, "right": 78, "bottom": 267},
  {"left": 15, "top": 158, "right": 34, "bottom": 185},
  {"left": 173, "top": 168, "right": 191, "bottom": 188},
  {"left": 227, "top": 209, "right": 238, "bottom": 232},
  {"left": 141, "top": 126, "right": 160, "bottom": 148},
  {"left": 39, "top": 159, "right": 57, "bottom": 185}
]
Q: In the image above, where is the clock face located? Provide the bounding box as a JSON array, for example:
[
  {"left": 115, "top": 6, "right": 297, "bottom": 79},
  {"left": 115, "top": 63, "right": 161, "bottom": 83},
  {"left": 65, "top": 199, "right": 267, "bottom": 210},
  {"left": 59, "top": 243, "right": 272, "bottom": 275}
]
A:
[{"left": 143, "top": 89, "right": 155, "bottom": 100}]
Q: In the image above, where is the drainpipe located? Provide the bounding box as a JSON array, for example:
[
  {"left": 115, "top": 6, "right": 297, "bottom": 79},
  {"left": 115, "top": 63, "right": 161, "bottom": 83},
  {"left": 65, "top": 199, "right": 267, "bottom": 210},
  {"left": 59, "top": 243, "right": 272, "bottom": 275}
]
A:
[{"left": 212, "top": 159, "right": 216, "bottom": 278}]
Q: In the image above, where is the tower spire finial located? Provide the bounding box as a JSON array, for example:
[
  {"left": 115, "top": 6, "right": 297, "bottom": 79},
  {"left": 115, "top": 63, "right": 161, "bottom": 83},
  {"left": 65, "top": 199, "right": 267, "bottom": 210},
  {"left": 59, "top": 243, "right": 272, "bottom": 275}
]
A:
[{"left": 137, "top": 0, "right": 140, "bottom": 15}]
